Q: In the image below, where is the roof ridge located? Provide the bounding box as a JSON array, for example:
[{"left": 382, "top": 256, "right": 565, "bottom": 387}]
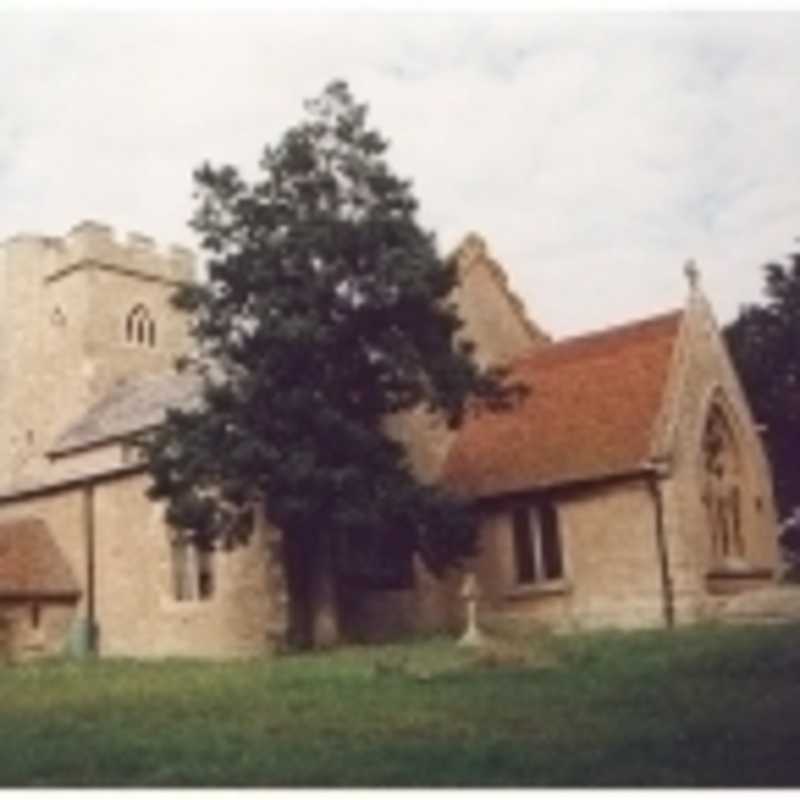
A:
[
  {"left": 513, "top": 308, "right": 684, "bottom": 368},
  {"left": 548, "top": 308, "right": 683, "bottom": 348}
]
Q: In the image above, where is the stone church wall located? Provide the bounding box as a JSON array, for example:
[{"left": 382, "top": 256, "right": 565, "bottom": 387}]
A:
[
  {"left": 346, "top": 235, "right": 550, "bottom": 640},
  {"left": 345, "top": 477, "right": 670, "bottom": 641},
  {"left": 651, "top": 291, "right": 780, "bottom": 624},
  {"left": 0, "top": 473, "right": 285, "bottom": 659},
  {"left": 0, "top": 222, "right": 194, "bottom": 488},
  {"left": 449, "top": 234, "right": 550, "bottom": 369},
  {"left": 468, "top": 478, "right": 667, "bottom": 633},
  {"left": 0, "top": 601, "right": 76, "bottom": 662},
  {"left": 0, "top": 220, "right": 782, "bottom": 656},
  {"left": 94, "top": 475, "right": 283, "bottom": 659}
]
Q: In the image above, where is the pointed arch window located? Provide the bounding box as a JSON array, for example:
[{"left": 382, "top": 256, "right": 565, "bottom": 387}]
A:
[
  {"left": 125, "top": 304, "right": 156, "bottom": 348},
  {"left": 701, "top": 402, "right": 746, "bottom": 566}
]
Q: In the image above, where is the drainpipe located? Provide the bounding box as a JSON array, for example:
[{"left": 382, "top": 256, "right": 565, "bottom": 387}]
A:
[
  {"left": 646, "top": 471, "right": 675, "bottom": 629},
  {"left": 81, "top": 483, "right": 98, "bottom": 655}
]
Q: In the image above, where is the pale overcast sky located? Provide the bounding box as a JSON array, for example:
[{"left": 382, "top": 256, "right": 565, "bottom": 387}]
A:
[{"left": 2, "top": 10, "right": 799, "bottom": 337}]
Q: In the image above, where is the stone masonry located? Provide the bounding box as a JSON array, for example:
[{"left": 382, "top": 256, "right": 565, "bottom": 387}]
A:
[
  {"left": 0, "top": 222, "right": 783, "bottom": 658},
  {"left": 0, "top": 222, "right": 194, "bottom": 487}
]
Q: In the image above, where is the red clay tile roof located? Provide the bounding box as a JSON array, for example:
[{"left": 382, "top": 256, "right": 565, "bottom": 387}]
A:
[
  {"left": 442, "top": 310, "right": 684, "bottom": 498},
  {"left": 0, "top": 518, "right": 80, "bottom": 599}
]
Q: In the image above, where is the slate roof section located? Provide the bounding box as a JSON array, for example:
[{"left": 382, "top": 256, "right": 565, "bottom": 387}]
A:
[
  {"left": 441, "top": 310, "right": 684, "bottom": 499},
  {"left": 51, "top": 370, "right": 202, "bottom": 456},
  {"left": 0, "top": 517, "right": 80, "bottom": 598}
]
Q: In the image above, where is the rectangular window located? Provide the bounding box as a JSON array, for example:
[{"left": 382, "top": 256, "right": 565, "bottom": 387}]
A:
[
  {"left": 540, "top": 502, "right": 563, "bottom": 580},
  {"left": 171, "top": 537, "right": 192, "bottom": 601},
  {"left": 197, "top": 548, "right": 215, "bottom": 600},
  {"left": 512, "top": 506, "right": 537, "bottom": 584},
  {"left": 511, "top": 501, "right": 563, "bottom": 586},
  {"left": 170, "top": 533, "right": 215, "bottom": 602}
]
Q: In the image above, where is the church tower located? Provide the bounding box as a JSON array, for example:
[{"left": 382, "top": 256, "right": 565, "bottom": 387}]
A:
[{"left": 0, "top": 221, "right": 195, "bottom": 485}]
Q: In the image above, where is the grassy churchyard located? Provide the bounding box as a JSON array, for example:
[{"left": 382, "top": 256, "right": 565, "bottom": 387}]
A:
[{"left": 2, "top": 622, "right": 800, "bottom": 787}]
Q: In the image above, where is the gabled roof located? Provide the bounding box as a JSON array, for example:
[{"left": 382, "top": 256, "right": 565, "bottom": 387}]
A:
[
  {"left": 0, "top": 518, "right": 80, "bottom": 599},
  {"left": 51, "top": 370, "right": 201, "bottom": 456},
  {"left": 450, "top": 233, "right": 551, "bottom": 345},
  {"left": 441, "top": 310, "right": 684, "bottom": 499}
]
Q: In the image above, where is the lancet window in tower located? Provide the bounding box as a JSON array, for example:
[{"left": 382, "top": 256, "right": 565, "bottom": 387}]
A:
[{"left": 125, "top": 304, "right": 156, "bottom": 348}]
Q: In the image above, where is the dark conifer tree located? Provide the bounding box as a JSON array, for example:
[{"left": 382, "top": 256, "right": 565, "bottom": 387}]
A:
[{"left": 725, "top": 247, "right": 800, "bottom": 550}]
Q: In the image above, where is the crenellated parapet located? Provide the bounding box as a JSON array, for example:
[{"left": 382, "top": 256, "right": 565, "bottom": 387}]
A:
[
  {"left": 2, "top": 220, "right": 196, "bottom": 285},
  {"left": 0, "top": 221, "right": 198, "bottom": 487},
  {"left": 62, "top": 220, "right": 196, "bottom": 284}
]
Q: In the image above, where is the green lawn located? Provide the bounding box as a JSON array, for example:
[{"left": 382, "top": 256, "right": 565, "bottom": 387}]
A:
[{"left": 2, "top": 622, "right": 800, "bottom": 787}]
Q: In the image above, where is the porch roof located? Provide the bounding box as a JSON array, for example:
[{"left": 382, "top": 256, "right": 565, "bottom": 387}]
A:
[{"left": 0, "top": 518, "right": 80, "bottom": 599}]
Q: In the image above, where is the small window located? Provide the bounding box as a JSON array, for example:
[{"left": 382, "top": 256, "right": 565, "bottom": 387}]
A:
[
  {"left": 170, "top": 535, "right": 192, "bottom": 601},
  {"left": 512, "top": 507, "right": 537, "bottom": 584},
  {"left": 511, "top": 501, "right": 563, "bottom": 586},
  {"left": 197, "top": 547, "right": 215, "bottom": 600},
  {"left": 125, "top": 304, "right": 157, "bottom": 348},
  {"left": 170, "top": 532, "right": 215, "bottom": 602},
  {"left": 540, "top": 503, "right": 563, "bottom": 580},
  {"left": 30, "top": 602, "right": 41, "bottom": 629}
]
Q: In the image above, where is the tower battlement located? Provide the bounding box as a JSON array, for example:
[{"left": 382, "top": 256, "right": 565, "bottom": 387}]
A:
[
  {"left": 0, "top": 221, "right": 197, "bottom": 487},
  {"left": 2, "top": 220, "right": 196, "bottom": 284}
]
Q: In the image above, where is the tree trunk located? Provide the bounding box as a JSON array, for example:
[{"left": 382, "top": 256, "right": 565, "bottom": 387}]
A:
[
  {"left": 283, "top": 532, "right": 312, "bottom": 649},
  {"left": 308, "top": 530, "right": 340, "bottom": 649},
  {"left": 283, "top": 529, "right": 341, "bottom": 650}
]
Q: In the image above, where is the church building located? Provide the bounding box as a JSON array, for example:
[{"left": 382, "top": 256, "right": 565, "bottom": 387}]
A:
[{"left": 0, "top": 222, "right": 781, "bottom": 660}]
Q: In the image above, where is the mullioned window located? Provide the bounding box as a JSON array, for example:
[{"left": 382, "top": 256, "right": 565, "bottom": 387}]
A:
[{"left": 125, "top": 304, "right": 156, "bottom": 347}]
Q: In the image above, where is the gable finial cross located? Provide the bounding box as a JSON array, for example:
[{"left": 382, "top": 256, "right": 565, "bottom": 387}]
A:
[{"left": 684, "top": 259, "right": 700, "bottom": 291}]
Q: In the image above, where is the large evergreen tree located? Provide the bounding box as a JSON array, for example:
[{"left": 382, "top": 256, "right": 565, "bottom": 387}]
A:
[
  {"left": 725, "top": 246, "right": 800, "bottom": 547},
  {"left": 144, "top": 81, "right": 520, "bottom": 648}
]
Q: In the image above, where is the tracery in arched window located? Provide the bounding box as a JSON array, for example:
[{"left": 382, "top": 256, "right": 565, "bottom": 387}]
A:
[{"left": 701, "top": 403, "right": 746, "bottom": 565}]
